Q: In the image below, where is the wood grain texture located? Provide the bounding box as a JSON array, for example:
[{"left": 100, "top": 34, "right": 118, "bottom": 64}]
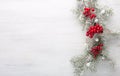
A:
[{"left": 0, "top": 0, "right": 119, "bottom": 76}]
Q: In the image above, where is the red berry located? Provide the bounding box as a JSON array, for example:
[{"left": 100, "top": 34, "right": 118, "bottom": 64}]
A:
[
  {"left": 86, "top": 24, "right": 103, "bottom": 38},
  {"left": 90, "top": 43, "right": 103, "bottom": 58},
  {"left": 100, "top": 27, "right": 103, "bottom": 31},
  {"left": 90, "top": 14, "right": 96, "bottom": 19},
  {"left": 86, "top": 32, "right": 89, "bottom": 36},
  {"left": 84, "top": 7, "right": 90, "bottom": 11},
  {"left": 97, "top": 27, "right": 100, "bottom": 30},
  {"left": 91, "top": 8, "right": 95, "bottom": 11},
  {"left": 97, "top": 46, "right": 100, "bottom": 50},
  {"left": 95, "top": 24, "right": 98, "bottom": 26},
  {"left": 96, "top": 30, "right": 99, "bottom": 33},
  {"left": 93, "top": 29, "right": 96, "bottom": 33},
  {"left": 90, "top": 35, "right": 93, "bottom": 38},
  {"left": 100, "top": 47, "right": 102, "bottom": 51},
  {"left": 91, "top": 29, "right": 94, "bottom": 33},
  {"left": 99, "top": 44, "right": 103, "bottom": 46},
  {"left": 83, "top": 11, "right": 86, "bottom": 15}
]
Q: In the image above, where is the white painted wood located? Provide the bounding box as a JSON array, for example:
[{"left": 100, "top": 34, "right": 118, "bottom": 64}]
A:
[{"left": 0, "top": 0, "right": 119, "bottom": 76}]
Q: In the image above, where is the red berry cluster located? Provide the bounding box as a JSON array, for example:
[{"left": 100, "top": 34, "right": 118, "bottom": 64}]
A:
[
  {"left": 86, "top": 24, "right": 103, "bottom": 38},
  {"left": 83, "top": 7, "right": 96, "bottom": 19},
  {"left": 91, "top": 44, "right": 103, "bottom": 58}
]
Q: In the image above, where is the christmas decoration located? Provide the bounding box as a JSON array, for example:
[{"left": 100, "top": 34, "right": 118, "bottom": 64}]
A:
[
  {"left": 83, "top": 7, "right": 96, "bottom": 19},
  {"left": 86, "top": 23, "right": 103, "bottom": 38},
  {"left": 90, "top": 43, "right": 103, "bottom": 58},
  {"left": 71, "top": 0, "right": 120, "bottom": 76}
]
